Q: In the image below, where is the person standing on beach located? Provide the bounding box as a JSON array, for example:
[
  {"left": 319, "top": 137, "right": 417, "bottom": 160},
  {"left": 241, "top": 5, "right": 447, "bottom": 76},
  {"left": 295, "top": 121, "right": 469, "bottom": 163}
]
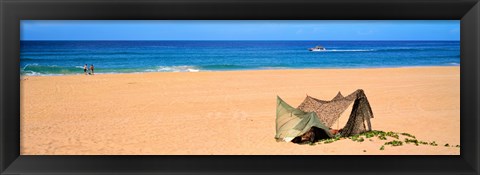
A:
[
  {"left": 90, "top": 64, "right": 94, "bottom": 75},
  {"left": 83, "top": 64, "right": 88, "bottom": 75}
]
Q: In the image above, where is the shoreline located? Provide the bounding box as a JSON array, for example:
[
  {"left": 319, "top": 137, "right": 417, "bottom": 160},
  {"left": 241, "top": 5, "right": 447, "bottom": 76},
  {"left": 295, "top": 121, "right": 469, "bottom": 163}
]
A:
[{"left": 21, "top": 65, "right": 460, "bottom": 77}]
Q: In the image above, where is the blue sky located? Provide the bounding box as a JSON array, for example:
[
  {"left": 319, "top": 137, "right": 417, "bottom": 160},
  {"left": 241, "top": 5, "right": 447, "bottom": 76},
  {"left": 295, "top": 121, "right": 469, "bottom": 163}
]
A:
[{"left": 21, "top": 20, "right": 460, "bottom": 41}]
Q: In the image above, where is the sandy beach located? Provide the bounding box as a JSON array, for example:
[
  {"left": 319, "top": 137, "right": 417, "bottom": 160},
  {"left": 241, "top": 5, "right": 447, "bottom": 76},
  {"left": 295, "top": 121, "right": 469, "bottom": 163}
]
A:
[{"left": 20, "top": 66, "right": 460, "bottom": 155}]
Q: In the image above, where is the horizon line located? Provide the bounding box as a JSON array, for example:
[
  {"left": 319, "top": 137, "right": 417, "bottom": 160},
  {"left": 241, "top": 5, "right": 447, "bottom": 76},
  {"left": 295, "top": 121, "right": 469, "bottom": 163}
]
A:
[{"left": 20, "top": 39, "right": 461, "bottom": 41}]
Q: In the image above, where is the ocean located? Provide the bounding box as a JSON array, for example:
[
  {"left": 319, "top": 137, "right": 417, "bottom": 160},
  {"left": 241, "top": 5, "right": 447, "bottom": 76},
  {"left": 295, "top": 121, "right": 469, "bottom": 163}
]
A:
[{"left": 20, "top": 40, "right": 460, "bottom": 76}]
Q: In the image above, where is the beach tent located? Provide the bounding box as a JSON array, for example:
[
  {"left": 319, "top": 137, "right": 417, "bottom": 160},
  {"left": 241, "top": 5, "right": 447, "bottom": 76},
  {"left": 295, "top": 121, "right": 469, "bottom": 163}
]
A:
[
  {"left": 275, "top": 96, "right": 333, "bottom": 142},
  {"left": 297, "top": 89, "right": 374, "bottom": 137}
]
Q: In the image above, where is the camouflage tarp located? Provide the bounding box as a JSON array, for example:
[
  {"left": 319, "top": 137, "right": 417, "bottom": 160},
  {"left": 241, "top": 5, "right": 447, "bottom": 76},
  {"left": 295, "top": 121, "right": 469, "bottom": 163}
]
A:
[
  {"left": 297, "top": 89, "right": 374, "bottom": 137},
  {"left": 275, "top": 96, "right": 333, "bottom": 142}
]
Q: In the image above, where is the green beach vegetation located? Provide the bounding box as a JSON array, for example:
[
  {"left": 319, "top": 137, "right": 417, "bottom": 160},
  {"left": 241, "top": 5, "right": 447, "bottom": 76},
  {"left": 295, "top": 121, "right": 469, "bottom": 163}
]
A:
[{"left": 305, "top": 130, "right": 459, "bottom": 152}]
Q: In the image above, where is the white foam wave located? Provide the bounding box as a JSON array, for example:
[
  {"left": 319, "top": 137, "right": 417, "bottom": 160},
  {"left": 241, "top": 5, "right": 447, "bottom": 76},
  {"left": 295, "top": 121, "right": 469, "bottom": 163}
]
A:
[
  {"left": 21, "top": 70, "right": 64, "bottom": 76},
  {"left": 21, "top": 63, "right": 39, "bottom": 70},
  {"left": 448, "top": 63, "right": 460, "bottom": 66},
  {"left": 145, "top": 66, "right": 200, "bottom": 72},
  {"left": 22, "top": 71, "right": 42, "bottom": 76},
  {"left": 260, "top": 66, "right": 290, "bottom": 70}
]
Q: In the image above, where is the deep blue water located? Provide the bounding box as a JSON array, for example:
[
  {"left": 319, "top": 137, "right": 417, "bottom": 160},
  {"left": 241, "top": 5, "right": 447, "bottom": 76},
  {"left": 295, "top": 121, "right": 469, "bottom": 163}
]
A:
[{"left": 20, "top": 40, "right": 460, "bottom": 75}]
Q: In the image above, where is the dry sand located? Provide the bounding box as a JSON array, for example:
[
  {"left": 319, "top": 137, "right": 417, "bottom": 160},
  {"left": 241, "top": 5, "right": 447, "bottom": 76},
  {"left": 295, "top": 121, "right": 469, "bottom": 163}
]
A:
[{"left": 20, "top": 66, "right": 460, "bottom": 155}]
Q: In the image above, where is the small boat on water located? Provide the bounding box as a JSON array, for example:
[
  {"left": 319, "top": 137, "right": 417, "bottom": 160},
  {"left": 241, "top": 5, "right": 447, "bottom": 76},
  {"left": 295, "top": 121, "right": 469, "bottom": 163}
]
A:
[{"left": 309, "top": 45, "right": 326, "bottom": 52}]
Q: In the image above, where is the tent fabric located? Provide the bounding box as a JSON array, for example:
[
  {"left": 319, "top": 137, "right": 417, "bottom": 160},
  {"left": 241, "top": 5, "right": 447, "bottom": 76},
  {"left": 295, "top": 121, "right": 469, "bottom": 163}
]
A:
[
  {"left": 275, "top": 96, "right": 333, "bottom": 142},
  {"left": 339, "top": 91, "right": 374, "bottom": 137},
  {"left": 297, "top": 89, "right": 374, "bottom": 137}
]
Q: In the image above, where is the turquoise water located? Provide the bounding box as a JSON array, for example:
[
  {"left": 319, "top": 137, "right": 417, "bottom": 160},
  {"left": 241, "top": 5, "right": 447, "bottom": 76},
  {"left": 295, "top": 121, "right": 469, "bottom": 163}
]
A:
[{"left": 20, "top": 40, "right": 460, "bottom": 75}]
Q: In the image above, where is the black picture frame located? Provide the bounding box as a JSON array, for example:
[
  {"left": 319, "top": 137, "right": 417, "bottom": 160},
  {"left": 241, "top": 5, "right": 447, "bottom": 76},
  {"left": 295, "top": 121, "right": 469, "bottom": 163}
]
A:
[{"left": 1, "top": 0, "right": 479, "bottom": 174}]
